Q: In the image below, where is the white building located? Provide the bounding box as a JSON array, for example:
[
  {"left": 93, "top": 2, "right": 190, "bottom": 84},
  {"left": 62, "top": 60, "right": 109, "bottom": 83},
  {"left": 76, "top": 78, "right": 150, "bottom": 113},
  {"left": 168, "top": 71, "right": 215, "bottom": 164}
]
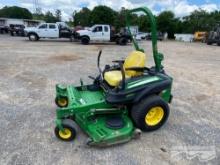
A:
[
  {"left": 175, "top": 34, "right": 194, "bottom": 42},
  {"left": 126, "top": 26, "right": 139, "bottom": 35},
  {"left": 0, "top": 17, "right": 45, "bottom": 28}
]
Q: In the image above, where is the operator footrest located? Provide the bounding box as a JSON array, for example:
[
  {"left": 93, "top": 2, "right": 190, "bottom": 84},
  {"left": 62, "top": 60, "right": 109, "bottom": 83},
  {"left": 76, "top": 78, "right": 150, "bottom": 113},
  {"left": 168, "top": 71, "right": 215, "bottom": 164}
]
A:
[{"left": 105, "top": 116, "right": 125, "bottom": 129}]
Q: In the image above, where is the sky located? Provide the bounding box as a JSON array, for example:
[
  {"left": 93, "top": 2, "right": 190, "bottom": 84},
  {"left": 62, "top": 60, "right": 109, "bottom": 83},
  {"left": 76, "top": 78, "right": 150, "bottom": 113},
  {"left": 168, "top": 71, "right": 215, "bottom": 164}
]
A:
[{"left": 0, "top": 0, "right": 220, "bottom": 21}]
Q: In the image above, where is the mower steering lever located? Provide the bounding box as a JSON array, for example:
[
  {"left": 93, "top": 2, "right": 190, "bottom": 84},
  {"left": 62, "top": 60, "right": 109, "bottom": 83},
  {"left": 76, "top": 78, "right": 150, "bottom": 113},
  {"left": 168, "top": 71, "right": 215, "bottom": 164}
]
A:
[
  {"left": 119, "top": 62, "right": 126, "bottom": 90},
  {"left": 97, "top": 50, "right": 103, "bottom": 79}
]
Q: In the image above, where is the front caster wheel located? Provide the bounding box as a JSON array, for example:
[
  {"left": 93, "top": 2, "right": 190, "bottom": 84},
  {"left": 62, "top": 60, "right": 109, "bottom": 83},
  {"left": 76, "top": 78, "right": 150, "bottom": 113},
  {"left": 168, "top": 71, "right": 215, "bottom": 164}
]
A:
[
  {"left": 131, "top": 95, "right": 170, "bottom": 132},
  {"left": 55, "top": 96, "right": 68, "bottom": 108},
  {"left": 55, "top": 119, "right": 77, "bottom": 141}
]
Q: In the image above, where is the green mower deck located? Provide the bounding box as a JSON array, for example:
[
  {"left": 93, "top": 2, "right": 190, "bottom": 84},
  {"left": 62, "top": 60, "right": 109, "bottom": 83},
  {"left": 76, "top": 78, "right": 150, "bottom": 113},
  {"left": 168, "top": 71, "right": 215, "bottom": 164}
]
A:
[{"left": 55, "top": 84, "right": 136, "bottom": 146}]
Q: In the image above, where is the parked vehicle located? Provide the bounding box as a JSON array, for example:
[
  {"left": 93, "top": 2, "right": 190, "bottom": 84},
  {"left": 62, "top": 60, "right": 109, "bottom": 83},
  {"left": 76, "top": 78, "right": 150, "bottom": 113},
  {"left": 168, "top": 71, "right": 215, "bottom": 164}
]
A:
[
  {"left": 135, "top": 32, "right": 149, "bottom": 40},
  {"left": 146, "top": 32, "right": 164, "bottom": 41},
  {"left": 0, "top": 25, "right": 9, "bottom": 34},
  {"left": 193, "top": 31, "right": 207, "bottom": 42},
  {"left": 207, "top": 22, "right": 220, "bottom": 46},
  {"left": 74, "top": 24, "right": 132, "bottom": 45},
  {"left": 9, "top": 24, "right": 25, "bottom": 36},
  {"left": 24, "top": 22, "right": 74, "bottom": 41}
]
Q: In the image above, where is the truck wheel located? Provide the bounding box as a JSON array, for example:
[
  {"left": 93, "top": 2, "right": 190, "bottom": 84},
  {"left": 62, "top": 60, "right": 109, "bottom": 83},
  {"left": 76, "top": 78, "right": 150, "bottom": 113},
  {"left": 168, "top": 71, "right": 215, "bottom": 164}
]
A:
[
  {"left": 119, "top": 38, "right": 128, "bottom": 46},
  {"left": 217, "top": 42, "right": 220, "bottom": 46},
  {"left": 55, "top": 119, "right": 77, "bottom": 141},
  {"left": 131, "top": 95, "right": 170, "bottom": 132},
  {"left": 29, "top": 34, "right": 38, "bottom": 41},
  {"left": 207, "top": 40, "right": 212, "bottom": 45},
  {"left": 81, "top": 37, "right": 90, "bottom": 45},
  {"left": 116, "top": 38, "right": 120, "bottom": 45}
]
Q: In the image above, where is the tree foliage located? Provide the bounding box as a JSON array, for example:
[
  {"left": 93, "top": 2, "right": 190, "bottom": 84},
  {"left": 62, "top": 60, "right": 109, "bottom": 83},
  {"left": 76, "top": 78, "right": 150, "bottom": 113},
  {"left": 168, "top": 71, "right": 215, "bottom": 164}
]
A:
[
  {"left": 90, "top": 6, "right": 117, "bottom": 25},
  {"left": 55, "top": 9, "right": 62, "bottom": 22},
  {"left": 0, "top": 5, "right": 62, "bottom": 23},
  {"left": 182, "top": 9, "right": 216, "bottom": 33},
  {"left": 44, "top": 11, "right": 58, "bottom": 23},
  {"left": 157, "top": 11, "right": 177, "bottom": 38},
  {"left": 0, "top": 6, "right": 32, "bottom": 19},
  {"left": 33, "top": 9, "right": 61, "bottom": 23},
  {"left": 73, "top": 7, "right": 91, "bottom": 26}
]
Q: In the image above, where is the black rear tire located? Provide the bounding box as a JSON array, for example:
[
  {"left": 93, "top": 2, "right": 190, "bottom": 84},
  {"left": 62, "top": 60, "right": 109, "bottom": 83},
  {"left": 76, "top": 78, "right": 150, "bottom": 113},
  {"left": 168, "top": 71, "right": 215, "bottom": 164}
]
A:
[
  {"left": 81, "top": 37, "right": 90, "bottom": 45},
  {"left": 131, "top": 95, "right": 170, "bottom": 132},
  {"left": 207, "top": 41, "right": 212, "bottom": 45}
]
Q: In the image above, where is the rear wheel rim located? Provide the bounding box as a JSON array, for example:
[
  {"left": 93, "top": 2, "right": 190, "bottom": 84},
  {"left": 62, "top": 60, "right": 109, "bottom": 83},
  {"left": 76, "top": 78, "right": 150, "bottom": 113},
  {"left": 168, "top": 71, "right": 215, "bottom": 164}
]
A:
[{"left": 145, "top": 106, "right": 164, "bottom": 126}]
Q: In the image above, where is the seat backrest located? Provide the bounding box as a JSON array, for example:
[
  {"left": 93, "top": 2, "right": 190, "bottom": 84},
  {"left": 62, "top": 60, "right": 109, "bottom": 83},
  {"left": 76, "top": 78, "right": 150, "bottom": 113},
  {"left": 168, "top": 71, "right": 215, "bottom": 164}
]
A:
[{"left": 123, "top": 51, "right": 146, "bottom": 77}]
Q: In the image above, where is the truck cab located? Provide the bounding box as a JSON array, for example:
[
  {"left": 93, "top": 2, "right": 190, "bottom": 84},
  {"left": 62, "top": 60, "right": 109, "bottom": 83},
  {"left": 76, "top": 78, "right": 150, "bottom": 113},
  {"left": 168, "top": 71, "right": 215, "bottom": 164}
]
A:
[
  {"left": 75, "top": 24, "right": 110, "bottom": 44},
  {"left": 89, "top": 25, "right": 111, "bottom": 41},
  {"left": 37, "top": 23, "right": 59, "bottom": 38}
]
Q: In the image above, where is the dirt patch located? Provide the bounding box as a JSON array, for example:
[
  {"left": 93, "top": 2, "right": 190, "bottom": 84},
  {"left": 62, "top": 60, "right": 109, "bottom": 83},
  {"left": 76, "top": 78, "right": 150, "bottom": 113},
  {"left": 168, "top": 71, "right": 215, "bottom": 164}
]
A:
[
  {"left": 14, "top": 71, "right": 48, "bottom": 90},
  {"left": 195, "top": 94, "right": 209, "bottom": 102},
  {"left": 48, "top": 53, "right": 82, "bottom": 63}
]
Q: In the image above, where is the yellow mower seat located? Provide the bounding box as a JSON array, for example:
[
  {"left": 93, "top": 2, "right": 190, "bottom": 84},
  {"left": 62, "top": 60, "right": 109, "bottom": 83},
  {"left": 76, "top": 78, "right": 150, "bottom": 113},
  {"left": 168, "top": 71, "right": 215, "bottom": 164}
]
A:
[{"left": 104, "top": 51, "right": 146, "bottom": 87}]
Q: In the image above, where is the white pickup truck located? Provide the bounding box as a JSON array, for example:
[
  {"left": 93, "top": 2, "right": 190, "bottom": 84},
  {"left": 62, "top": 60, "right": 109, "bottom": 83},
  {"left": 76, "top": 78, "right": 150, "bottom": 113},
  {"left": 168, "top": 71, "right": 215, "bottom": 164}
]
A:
[
  {"left": 74, "top": 24, "right": 132, "bottom": 45},
  {"left": 24, "top": 22, "right": 74, "bottom": 41}
]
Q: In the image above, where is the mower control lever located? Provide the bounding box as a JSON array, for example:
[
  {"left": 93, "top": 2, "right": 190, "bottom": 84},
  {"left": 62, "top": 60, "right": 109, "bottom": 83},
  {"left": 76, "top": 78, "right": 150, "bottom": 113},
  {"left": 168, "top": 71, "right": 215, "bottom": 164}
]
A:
[
  {"left": 119, "top": 62, "right": 126, "bottom": 90},
  {"left": 88, "top": 76, "right": 96, "bottom": 80},
  {"left": 97, "top": 50, "right": 103, "bottom": 80}
]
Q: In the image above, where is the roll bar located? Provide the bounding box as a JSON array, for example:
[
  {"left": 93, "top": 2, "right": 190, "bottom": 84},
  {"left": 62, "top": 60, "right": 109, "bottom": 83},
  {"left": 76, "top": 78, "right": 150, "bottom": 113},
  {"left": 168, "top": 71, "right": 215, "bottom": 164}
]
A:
[{"left": 126, "top": 7, "right": 164, "bottom": 71}]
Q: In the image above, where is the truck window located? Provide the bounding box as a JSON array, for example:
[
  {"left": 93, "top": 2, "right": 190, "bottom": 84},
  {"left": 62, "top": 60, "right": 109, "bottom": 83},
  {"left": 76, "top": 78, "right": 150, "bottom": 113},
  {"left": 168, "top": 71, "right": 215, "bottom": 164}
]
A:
[
  {"left": 93, "top": 26, "right": 102, "bottom": 32},
  {"left": 104, "top": 26, "right": 108, "bottom": 32},
  {"left": 49, "top": 24, "right": 56, "bottom": 29},
  {"left": 39, "top": 24, "right": 47, "bottom": 29}
]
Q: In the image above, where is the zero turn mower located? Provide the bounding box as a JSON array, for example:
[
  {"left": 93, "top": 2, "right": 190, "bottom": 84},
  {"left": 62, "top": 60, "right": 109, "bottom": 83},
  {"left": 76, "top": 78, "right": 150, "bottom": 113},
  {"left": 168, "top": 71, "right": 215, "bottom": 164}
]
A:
[{"left": 54, "top": 7, "right": 173, "bottom": 147}]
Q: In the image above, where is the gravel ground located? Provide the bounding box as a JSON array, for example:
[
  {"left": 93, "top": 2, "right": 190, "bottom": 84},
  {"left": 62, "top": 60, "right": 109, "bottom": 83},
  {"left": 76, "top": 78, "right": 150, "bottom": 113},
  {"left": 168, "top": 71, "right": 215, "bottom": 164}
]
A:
[{"left": 0, "top": 35, "right": 219, "bottom": 165}]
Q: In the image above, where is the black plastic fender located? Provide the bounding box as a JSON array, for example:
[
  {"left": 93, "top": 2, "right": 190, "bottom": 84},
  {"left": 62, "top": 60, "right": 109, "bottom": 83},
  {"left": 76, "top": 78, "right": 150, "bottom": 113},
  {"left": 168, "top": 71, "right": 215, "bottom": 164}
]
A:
[{"left": 133, "top": 79, "right": 172, "bottom": 103}]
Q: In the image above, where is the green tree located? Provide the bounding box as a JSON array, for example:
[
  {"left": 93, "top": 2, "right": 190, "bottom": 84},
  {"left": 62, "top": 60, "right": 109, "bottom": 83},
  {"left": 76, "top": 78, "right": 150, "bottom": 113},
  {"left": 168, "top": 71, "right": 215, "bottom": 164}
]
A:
[
  {"left": 182, "top": 9, "right": 215, "bottom": 33},
  {"left": 44, "top": 11, "right": 57, "bottom": 23},
  {"left": 138, "top": 15, "right": 150, "bottom": 32},
  {"left": 0, "top": 6, "right": 32, "bottom": 19},
  {"left": 73, "top": 7, "right": 91, "bottom": 26},
  {"left": 90, "top": 5, "right": 117, "bottom": 25},
  {"left": 114, "top": 8, "right": 139, "bottom": 31},
  {"left": 55, "top": 9, "right": 62, "bottom": 22},
  {"left": 32, "top": 8, "right": 44, "bottom": 20},
  {"left": 157, "top": 11, "right": 176, "bottom": 38}
]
